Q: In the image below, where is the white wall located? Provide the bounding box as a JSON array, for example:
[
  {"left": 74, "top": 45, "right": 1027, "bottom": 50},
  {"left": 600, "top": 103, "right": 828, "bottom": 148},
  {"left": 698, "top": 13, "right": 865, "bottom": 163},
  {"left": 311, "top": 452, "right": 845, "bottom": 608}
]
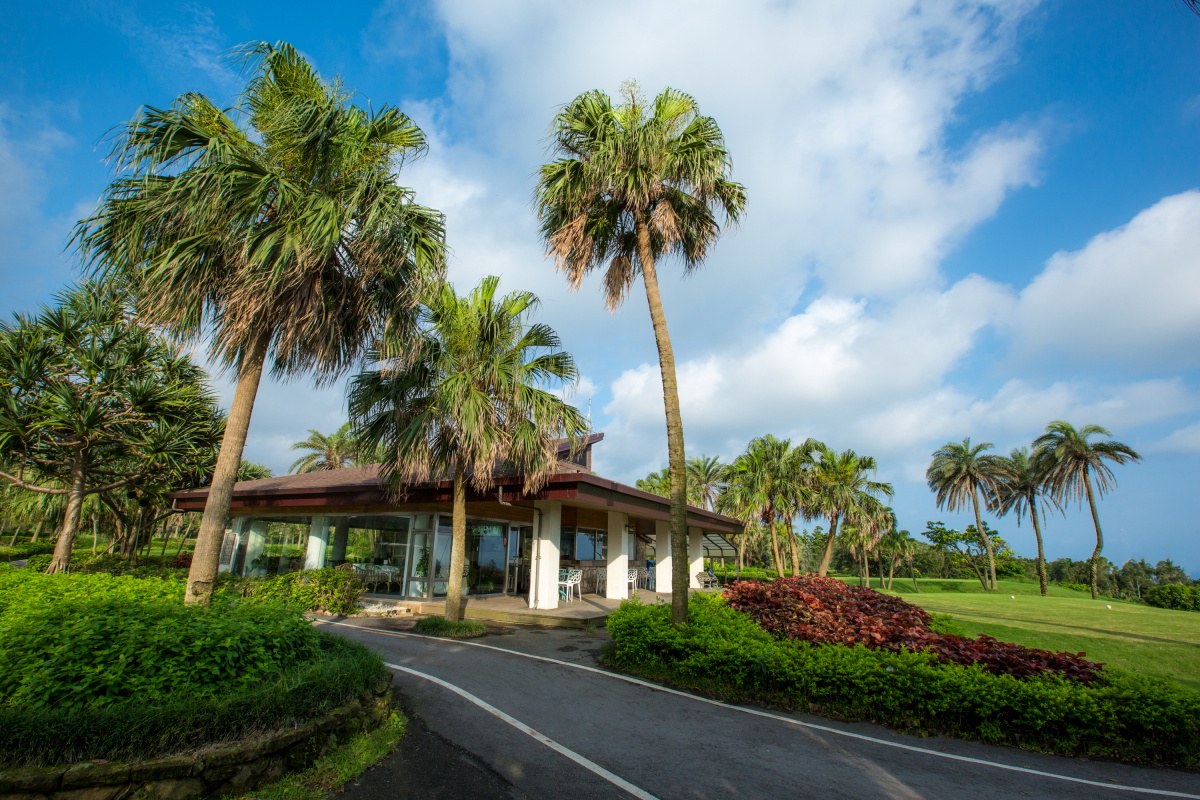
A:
[
  {"left": 655, "top": 519, "right": 672, "bottom": 594},
  {"left": 606, "top": 511, "right": 630, "bottom": 600},
  {"left": 531, "top": 500, "right": 562, "bottom": 609}
]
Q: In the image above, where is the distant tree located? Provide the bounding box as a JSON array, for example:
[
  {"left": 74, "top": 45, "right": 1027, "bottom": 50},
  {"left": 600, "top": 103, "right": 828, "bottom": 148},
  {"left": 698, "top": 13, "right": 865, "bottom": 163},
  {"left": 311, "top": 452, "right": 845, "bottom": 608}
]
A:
[
  {"left": 922, "top": 521, "right": 1015, "bottom": 591},
  {"left": 810, "top": 444, "right": 892, "bottom": 576},
  {"left": 993, "top": 446, "right": 1056, "bottom": 596},
  {"left": 1154, "top": 559, "right": 1190, "bottom": 586},
  {"left": 0, "top": 284, "right": 223, "bottom": 572},
  {"left": 350, "top": 277, "right": 588, "bottom": 623},
  {"left": 877, "top": 527, "right": 918, "bottom": 591},
  {"left": 926, "top": 438, "right": 1003, "bottom": 590},
  {"left": 1034, "top": 421, "right": 1141, "bottom": 600},
  {"left": 289, "top": 423, "right": 358, "bottom": 473},
  {"left": 636, "top": 468, "right": 671, "bottom": 498},
  {"left": 686, "top": 455, "right": 728, "bottom": 512},
  {"left": 726, "top": 435, "right": 800, "bottom": 576},
  {"left": 238, "top": 460, "right": 274, "bottom": 481},
  {"left": 75, "top": 42, "right": 446, "bottom": 602},
  {"left": 535, "top": 83, "right": 746, "bottom": 625}
]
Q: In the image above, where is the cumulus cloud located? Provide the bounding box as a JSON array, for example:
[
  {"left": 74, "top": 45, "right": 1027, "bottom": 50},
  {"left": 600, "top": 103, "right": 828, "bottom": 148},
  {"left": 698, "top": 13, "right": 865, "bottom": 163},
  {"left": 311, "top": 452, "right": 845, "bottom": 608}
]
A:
[
  {"left": 1147, "top": 419, "right": 1200, "bottom": 455},
  {"left": 1013, "top": 190, "right": 1200, "bottom": 367}
]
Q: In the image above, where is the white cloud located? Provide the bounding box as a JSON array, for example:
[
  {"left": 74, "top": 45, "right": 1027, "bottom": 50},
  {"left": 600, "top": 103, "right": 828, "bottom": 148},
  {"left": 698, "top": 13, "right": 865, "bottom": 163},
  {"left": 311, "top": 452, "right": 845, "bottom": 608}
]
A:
[
  {"left": 1147, "top": 419, "right": 1200, "bottom": 455},
  {"left": 1013, "top": 190, "right": 1200, "bottom": 367}
]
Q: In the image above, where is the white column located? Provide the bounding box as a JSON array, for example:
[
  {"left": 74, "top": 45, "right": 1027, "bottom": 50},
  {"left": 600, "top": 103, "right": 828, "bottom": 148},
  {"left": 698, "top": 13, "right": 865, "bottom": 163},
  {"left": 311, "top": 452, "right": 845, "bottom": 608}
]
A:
[
  {"left": 530, "top": 501, "right": 561, "bottom": 609},
  {"left": 688, "top": 527, "right": 704, "bottom": 589},
  {"left": 244, "top": 520, "right": 269, "bottom": 576},
  {"left": 655, "top": 519, "right": 672, "bottom": 594},
  {"left": 305, "top": 516, "right": 330, "bottom": 571},
  {"left": 220, "top": 517, "right": 248, "bottom": 574},
  {"left": 605, "top": 511, "right": 630, "bottom": 600}
]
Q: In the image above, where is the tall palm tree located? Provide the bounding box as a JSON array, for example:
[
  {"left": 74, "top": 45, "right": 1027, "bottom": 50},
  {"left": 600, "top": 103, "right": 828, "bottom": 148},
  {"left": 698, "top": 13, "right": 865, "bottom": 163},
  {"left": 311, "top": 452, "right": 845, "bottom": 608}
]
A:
[
  {"left": 635, "top": 467, "right": 671, "bottom": 497},
  {"left": 715, "top": 482, "right": 763, "bottom": 578},
  {"left": 993, "top": 446, "right": 1054, "bottom": 596},
  {"left": 926, "top": 438, "right": 1003, "bottom": 590},
  {"left": 75, "top": 42, "right": 446, "bottom": 603},
  {"left": 349, "top": 277, "right": 588, "bottom": 623},
  {"left": 810, "top": 444, "right": 893, "bottom": 576},
  {"left": 289, "top": 423, "right": 358, "bottom": 473},
  {"left": 1033, "top": 421, "right": 1141, "bottom": 600},
  {"left": 534, "top": 83, "right": 746, "bottom": 624},
  {"left": 726, "top": 436, "right": 798, "bottom": 577},
  {"left": 686, "top": 454, "right": 728, "bottom": 512}
]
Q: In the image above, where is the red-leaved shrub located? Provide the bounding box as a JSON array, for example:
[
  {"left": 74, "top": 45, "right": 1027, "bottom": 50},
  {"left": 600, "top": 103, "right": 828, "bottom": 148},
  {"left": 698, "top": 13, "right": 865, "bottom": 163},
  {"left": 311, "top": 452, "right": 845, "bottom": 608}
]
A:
[
  {"left": 171, "top": 553, "right": 193, "bottom": 569},
  {"left": 723, "top": 576, "right": 1102, "bottom": 682}
]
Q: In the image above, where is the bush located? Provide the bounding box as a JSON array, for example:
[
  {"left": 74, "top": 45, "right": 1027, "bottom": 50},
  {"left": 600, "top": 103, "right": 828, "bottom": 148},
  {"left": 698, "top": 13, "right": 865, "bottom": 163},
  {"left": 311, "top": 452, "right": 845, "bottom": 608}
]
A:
[
  {"left": 413, "top": 618, "right": 487, "bottom": 638},
  {"left": 0, "top": 543, "right": 56, "bottom": 561},
  {"left": 1144, "top": 584, "right": 1200, "bottom": 612},
  {"left": 23, "top": 554, "right": 52, "bottom": 573},
  {"left": 725, "top": 577, "right": 1101, "bottom": 682},
  {"left": 172, "top": 552, "right": 193, "bottom": 569},
  {"left": 928, "top": 613, "right": 967, "bottom": 638},
  {"left": 1060, "top": 583, "right": 1090, "bottom": 593},
  {"left": 76, "top": 554, "right": 188, "bottom": 580},
  {"left": 219, "top": 568, "right": 363, "bottom": 615},
  {"left": 604, "top": 594, "right": 1200, "bottom": 766},
  {"left": 0, "top": 569, "right": 387, "bottom": 766}
]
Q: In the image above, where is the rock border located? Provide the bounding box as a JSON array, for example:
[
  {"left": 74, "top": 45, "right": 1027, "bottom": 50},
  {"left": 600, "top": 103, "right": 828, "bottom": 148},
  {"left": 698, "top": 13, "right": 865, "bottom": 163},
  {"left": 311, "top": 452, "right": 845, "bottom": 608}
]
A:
[{"left": 0, "top": 674, "right": 394, "bottom": 800}]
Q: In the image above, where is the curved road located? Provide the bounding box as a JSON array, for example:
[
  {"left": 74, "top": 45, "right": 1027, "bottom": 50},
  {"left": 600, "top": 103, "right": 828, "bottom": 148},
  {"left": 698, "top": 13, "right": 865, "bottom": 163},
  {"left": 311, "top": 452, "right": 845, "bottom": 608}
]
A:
[{"left": 318, "top": 618, "right": 1198, "bottom": 800}]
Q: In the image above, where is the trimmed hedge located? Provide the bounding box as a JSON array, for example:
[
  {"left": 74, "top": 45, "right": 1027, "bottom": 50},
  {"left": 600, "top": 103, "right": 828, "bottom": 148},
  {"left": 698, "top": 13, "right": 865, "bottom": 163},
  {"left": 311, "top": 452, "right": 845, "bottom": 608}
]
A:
[
  {"left": 219, "top": 568, "right": 364, "bottom": 615},
  {"left": 604, "top": 594, "right": 1200, "bottom": 767},
  {"left": 0, "top": 543, "right": 56, "bottom": 561},
  {"left": 1144, "top": 584, "right": 1200, "bottom": 612}
]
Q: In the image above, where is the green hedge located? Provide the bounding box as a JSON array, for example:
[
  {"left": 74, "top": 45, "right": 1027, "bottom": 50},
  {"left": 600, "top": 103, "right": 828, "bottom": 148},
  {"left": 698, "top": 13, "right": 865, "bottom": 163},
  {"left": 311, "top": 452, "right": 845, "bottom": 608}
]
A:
[
  {"left": 1144, "top": 584, "right": 1200, "bottom": 612},
  {"left": 219, "top": 568, "right": 363, "bottom": 615},
  {"left": 0, "top": 543, "right": 56, "bottom": 561},
  {"left": 0, "top": 568, "right": 386, "bottom": 766},
  {"left": 604, "top": 594, "right": 1200, "bottom": 767}
]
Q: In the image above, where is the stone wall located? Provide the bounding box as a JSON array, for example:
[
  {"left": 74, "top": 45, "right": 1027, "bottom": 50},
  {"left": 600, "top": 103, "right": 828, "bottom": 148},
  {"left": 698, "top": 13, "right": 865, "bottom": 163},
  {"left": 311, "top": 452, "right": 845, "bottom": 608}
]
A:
[{"left": 0, "top": 674, "right": 394, "bottom": 800}]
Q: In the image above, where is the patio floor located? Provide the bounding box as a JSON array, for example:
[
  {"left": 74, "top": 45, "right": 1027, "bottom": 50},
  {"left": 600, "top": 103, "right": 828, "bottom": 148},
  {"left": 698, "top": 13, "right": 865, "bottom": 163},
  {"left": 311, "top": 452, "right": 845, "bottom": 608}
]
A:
[{"left": 360, "top": 589, "right": 673, "bottom": 629}]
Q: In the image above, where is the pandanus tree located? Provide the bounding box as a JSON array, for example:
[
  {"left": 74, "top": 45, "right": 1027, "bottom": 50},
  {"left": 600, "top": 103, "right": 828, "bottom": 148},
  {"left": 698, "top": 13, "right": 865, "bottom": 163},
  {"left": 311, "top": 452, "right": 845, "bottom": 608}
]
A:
[
  {"left": 1033, "top": 421, "right": 1140, "bottom": 600},
  {"left": 811, "top": 444, "right": 893, "bottom": 576},
  {"left": 992, "top": 446, "right": 1055, "bottom": 596},
  {"left": 74, "top": 42, "right": 446, "bottom": 602},
  {"left": 0, "top": 284, "right": 223, "bottom": 572},
  {"left": 535, "top": 83, "right": 746, "bottom": 624},
  {"left": 289, "top": 422, "right": 359, "bottom": 473},
  {"left": 926, "top": 438, "right": 1003, "bottom": 590},
  {"left": 349, "top": 277, "right": 588, "bottom": 624}
]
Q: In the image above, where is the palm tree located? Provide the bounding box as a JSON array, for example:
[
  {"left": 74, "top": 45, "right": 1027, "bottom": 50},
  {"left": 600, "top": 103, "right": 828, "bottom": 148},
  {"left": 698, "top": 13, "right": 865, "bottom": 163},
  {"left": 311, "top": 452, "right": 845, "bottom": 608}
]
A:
[
  {"left": 75, "top": 43, "right": 446, "bottom": 603},
  {"left": 534, "top": 83, "right": 747, "bottom": 624},
  {"left": 349, "top": 277, "right": 588, "bottom": 623},
  {"left": 289, "top": 423, "right": 359, "bottom": 473},
  {"left": 926, "top": 438, "right": 1003, "bottom": 590},
  {"left": 635, "top": 468, "right": 671, "bottom": 497},
  {"left": 715, "top": 482, "right": 763, "bottom": 579},
  {"left": 686, "top": 455, "right": 728, "bottom": 512},
  {"left": 237, "top": 460, "right": 274, "bottom": 481},
  {"left": 726, "top": 436, "right": 798, "bottom": 577},
  {"left": 810, "top": 444, "right": 893, "bottom": 576},
  {"left": 993, "top": 446, "right": 1054, "bottom": 596},
  {"left": 1033, "top": 421, "right": 1141, "bottom": 600}
]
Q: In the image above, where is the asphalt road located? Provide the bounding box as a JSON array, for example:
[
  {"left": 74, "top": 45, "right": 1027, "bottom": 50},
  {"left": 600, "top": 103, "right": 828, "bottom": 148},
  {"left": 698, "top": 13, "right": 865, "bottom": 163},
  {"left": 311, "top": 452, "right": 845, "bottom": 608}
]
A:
[{"left": 320, "top": 617, "right": 1198, "bottom": 800}]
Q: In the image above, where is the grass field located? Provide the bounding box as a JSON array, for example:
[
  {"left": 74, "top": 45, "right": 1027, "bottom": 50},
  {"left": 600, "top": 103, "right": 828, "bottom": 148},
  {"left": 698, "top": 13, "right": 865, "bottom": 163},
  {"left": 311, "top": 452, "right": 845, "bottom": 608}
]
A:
[{"left": 845, "top": 576, "right": 1200, "bottom": 693}]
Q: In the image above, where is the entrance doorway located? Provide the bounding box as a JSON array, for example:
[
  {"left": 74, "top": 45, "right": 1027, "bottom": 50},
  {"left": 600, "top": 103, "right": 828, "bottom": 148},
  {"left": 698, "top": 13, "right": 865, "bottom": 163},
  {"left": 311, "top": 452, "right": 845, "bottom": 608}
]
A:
[{"left": 506, "top": 525, "right": 533, "bottom": 595}]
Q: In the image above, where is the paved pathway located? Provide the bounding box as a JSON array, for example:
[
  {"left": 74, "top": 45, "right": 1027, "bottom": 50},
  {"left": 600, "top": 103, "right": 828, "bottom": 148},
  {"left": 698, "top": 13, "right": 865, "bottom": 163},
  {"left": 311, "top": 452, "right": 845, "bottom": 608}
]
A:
[{"left": 321, "top": 617, "right": 1199, "bottom": 800}]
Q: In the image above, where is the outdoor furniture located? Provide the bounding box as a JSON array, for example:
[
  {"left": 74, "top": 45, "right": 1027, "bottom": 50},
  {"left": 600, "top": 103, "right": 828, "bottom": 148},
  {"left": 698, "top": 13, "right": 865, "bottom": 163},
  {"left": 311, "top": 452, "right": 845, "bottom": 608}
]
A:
[
  {"left": 558, "top": 568, "right": 582, "bottom": 602},
  {"left": 639, "top": 567, "right": 655, "bottom": 591},
  {"left": 627, "top": 568, "right": 638, "bottom": 595},
  {"left": 696, "top": 570, "right": 721, "bottom": 589}
]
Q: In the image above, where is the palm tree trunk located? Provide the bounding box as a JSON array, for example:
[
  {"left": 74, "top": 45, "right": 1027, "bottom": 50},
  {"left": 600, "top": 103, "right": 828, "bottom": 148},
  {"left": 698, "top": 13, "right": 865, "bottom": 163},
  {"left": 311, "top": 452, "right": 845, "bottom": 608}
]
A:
[
  {"left": 737, "top": 527, "right": 746, "bottom": 576},
  {"left": 1029, "top": 498, "right": 1048, "bottom": 596},
  {"left": 817, "top": 512, "right": 840, "bottom": 576},
  {"left": 1083, "top": 471, "right": 1105, "bottom": 601},
  {"left": 785, "top": 516, "right": 801, "bottom": 578},
  {"left": 878, "top": 557, "right": 886, "bottom": 590},
  {"left": 444, "top": 462, "right": 468, "bottom": 622},
  {"left": 91, "top": 513, "right": 99, "bottom": 556},
  {"left": 186, "top": 329, "right": 271, "bottom": 604},
  {"left": 768, "top": 518, "right": 782, "bottom": 579},
  {"left": 48, "top": 449, "right": 87, "bottom": 574},
  {"left": 887, "top": 557, "right": 895, "bottom": 590},
  {"left": 30, "top": 518, "right": 43, "bottom": 543},
  {"left": 174, "top": 516, "right": 192, "bottom": 557},
  {"left": 7, "top": 524, "right": 19, "bottom": 547},
  {"left": 971, "top": 485, "right": 997, "bottom": 590},
  {"left": 909, "top": 557, "right": 919, "bottom": 592},
  {"left": 636, "top": 219, "right": 689, "bottom": 625}
]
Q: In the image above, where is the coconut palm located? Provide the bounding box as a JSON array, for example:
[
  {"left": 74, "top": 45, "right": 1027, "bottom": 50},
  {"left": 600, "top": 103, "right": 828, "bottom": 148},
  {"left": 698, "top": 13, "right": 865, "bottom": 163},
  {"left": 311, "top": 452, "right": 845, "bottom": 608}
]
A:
[
  {"left": 686, "top": 454, "right": 728, "bottom": 512},
  {"left": 715, "top": 482, "right": 763, "bottom": 578},
  {"left": 635, "top": 468, "right": 671, "bottom": 497},
  {"left": 1033, "top": 421, "right": 1141, "bottom": 600},
  {"left": 810, "top": 444, "right": 893, "bottom": 576},
  {"left": 289, "top": 423, "right": 359, "bottom": 473},
  {"left": 992, "top": 446, "right": 1055, "bottom": 596},
  {"left": 534, "top": 83, "right": 746, "bottom": 624},
  {"left": 926, "top": 438, "right": 1003, "bottom": 590},
  {"left": 349, "top": 277, "right": 588, "bottom": 623},
  {"left": 238, "top": 460, "right": 274, "bottom": 481},
  {"left": 75, "top": 42, "right": 446, "bottom": 602},
  {"left": 725, "top": 436, "right": 798, "bottom": 577}
]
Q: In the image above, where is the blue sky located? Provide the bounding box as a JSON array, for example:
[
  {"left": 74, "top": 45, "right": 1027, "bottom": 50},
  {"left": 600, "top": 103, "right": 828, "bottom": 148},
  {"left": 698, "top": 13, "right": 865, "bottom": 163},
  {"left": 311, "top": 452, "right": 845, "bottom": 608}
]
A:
[{"left": 2, "top": 1, "right": 1197, "bottom": 573}]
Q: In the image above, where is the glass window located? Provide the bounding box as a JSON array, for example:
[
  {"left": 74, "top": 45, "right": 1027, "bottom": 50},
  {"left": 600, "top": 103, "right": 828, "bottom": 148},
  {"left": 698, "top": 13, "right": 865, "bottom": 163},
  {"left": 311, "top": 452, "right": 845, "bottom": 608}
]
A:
[
  {"left": 341, "top": 515, "right": 410, "bottom": 568},
  {"left": 575, "top": 527, "right": 607, "bottom": 561},
  {"left": 468, "top": 521, "right": 505, "bottom": 595},
  {"left": 559, "top": 526, "right": 577, "bottom": 560}
]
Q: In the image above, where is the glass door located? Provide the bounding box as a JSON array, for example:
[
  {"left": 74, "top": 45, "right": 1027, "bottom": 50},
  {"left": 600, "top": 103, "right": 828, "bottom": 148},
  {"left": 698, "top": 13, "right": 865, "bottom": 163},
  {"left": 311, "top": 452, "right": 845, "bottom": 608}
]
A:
[
  {"left": 406, "top": 514, "right": 434, "bottom": 599},
  {"left": 468, "top": 522, "right": 505, "bottom": 595},
  {"left": 506, "top": 525, "right": 533, "bottom": 595}
]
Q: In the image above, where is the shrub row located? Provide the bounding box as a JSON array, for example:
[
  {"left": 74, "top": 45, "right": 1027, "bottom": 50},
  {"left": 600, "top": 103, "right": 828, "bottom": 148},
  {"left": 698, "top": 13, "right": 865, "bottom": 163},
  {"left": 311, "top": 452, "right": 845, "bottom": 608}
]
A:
[
  {"left": 724, "top": 577, "right": 1101, "bottom": 682},
  {"left": 218, "top": 568, "right": 363, "bottom": 616},
  {"left": 0, "top": 543, "right": 56, "bottom": 561},
  {"left": 1144, "top": 584, "right": 1200, "bottom": 612},
  {"left": 604, "top": 594, "right": 1200, "bottom": 767}
]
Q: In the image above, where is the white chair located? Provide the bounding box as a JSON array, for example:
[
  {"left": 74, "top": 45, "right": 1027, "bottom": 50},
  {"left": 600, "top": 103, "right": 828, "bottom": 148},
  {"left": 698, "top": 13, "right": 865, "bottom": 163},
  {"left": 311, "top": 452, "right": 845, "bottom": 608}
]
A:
[
  {"left": 558, "top": 568, "right": 582, "bottom": 602},
  {"left": 627, "top": 568, "right": 639, "bottom": 595}
]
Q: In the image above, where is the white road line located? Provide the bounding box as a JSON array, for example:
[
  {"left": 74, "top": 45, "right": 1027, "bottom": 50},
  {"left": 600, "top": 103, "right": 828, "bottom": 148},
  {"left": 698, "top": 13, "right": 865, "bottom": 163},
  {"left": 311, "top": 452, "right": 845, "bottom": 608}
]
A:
[
  {"left": 319, "top": 620, "right": 1200, "bottom": 800},
  {"left": 388, "top": 662, "right": 659, "bottom": 800}
]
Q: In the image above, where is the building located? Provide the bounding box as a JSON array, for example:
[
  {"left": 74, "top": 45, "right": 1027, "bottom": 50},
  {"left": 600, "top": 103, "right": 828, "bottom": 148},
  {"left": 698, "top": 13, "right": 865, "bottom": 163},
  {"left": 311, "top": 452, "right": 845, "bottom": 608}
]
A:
[{"left": 171, "top": 434, "right": 740, "bottom": 613}]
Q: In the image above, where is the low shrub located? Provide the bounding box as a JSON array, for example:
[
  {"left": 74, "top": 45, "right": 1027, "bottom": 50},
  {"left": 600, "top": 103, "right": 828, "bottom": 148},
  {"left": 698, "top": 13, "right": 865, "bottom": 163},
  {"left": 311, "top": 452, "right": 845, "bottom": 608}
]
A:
[
  {"left": 1144, "top": 584, "right": 1200, "bottom": 612},
  {"left": 725, "top": 576, "right": 1101, "bottom": 682},
  {"left": 219, "top": 568, "right": 363, "bottom": 615},
  {"left": 1060, "top": 583, "right": 1090, "bottom": 593},
  {"left": 927, "top": 613, "right": 967, "bottom": 638},
  {"left": 0, "top": 569, "right": 182, "bottom": 614},
  {"left": 76, "top": 554, "right": 188, "bottom": 580},
  {"left": 0, "top": 543, "right": 56, "bottom": 561},
  {"left": 172, "top": 552, "right": 193, "bottom": 569},
  {"left": 604, "top": 594, "right": 1200, "bottom": 766},
  {"left": 413, "top": 618, "right": 487, "bottom": 638},
  {"left": 23, "top": 554, "right": 52, "bottom": 573}
]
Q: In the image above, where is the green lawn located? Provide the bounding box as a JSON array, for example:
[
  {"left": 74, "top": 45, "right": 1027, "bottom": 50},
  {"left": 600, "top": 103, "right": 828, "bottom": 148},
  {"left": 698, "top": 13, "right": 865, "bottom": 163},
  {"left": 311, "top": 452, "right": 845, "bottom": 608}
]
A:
[{"left": 850, "top": 576, "right": 1200, "bottom": 693}]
